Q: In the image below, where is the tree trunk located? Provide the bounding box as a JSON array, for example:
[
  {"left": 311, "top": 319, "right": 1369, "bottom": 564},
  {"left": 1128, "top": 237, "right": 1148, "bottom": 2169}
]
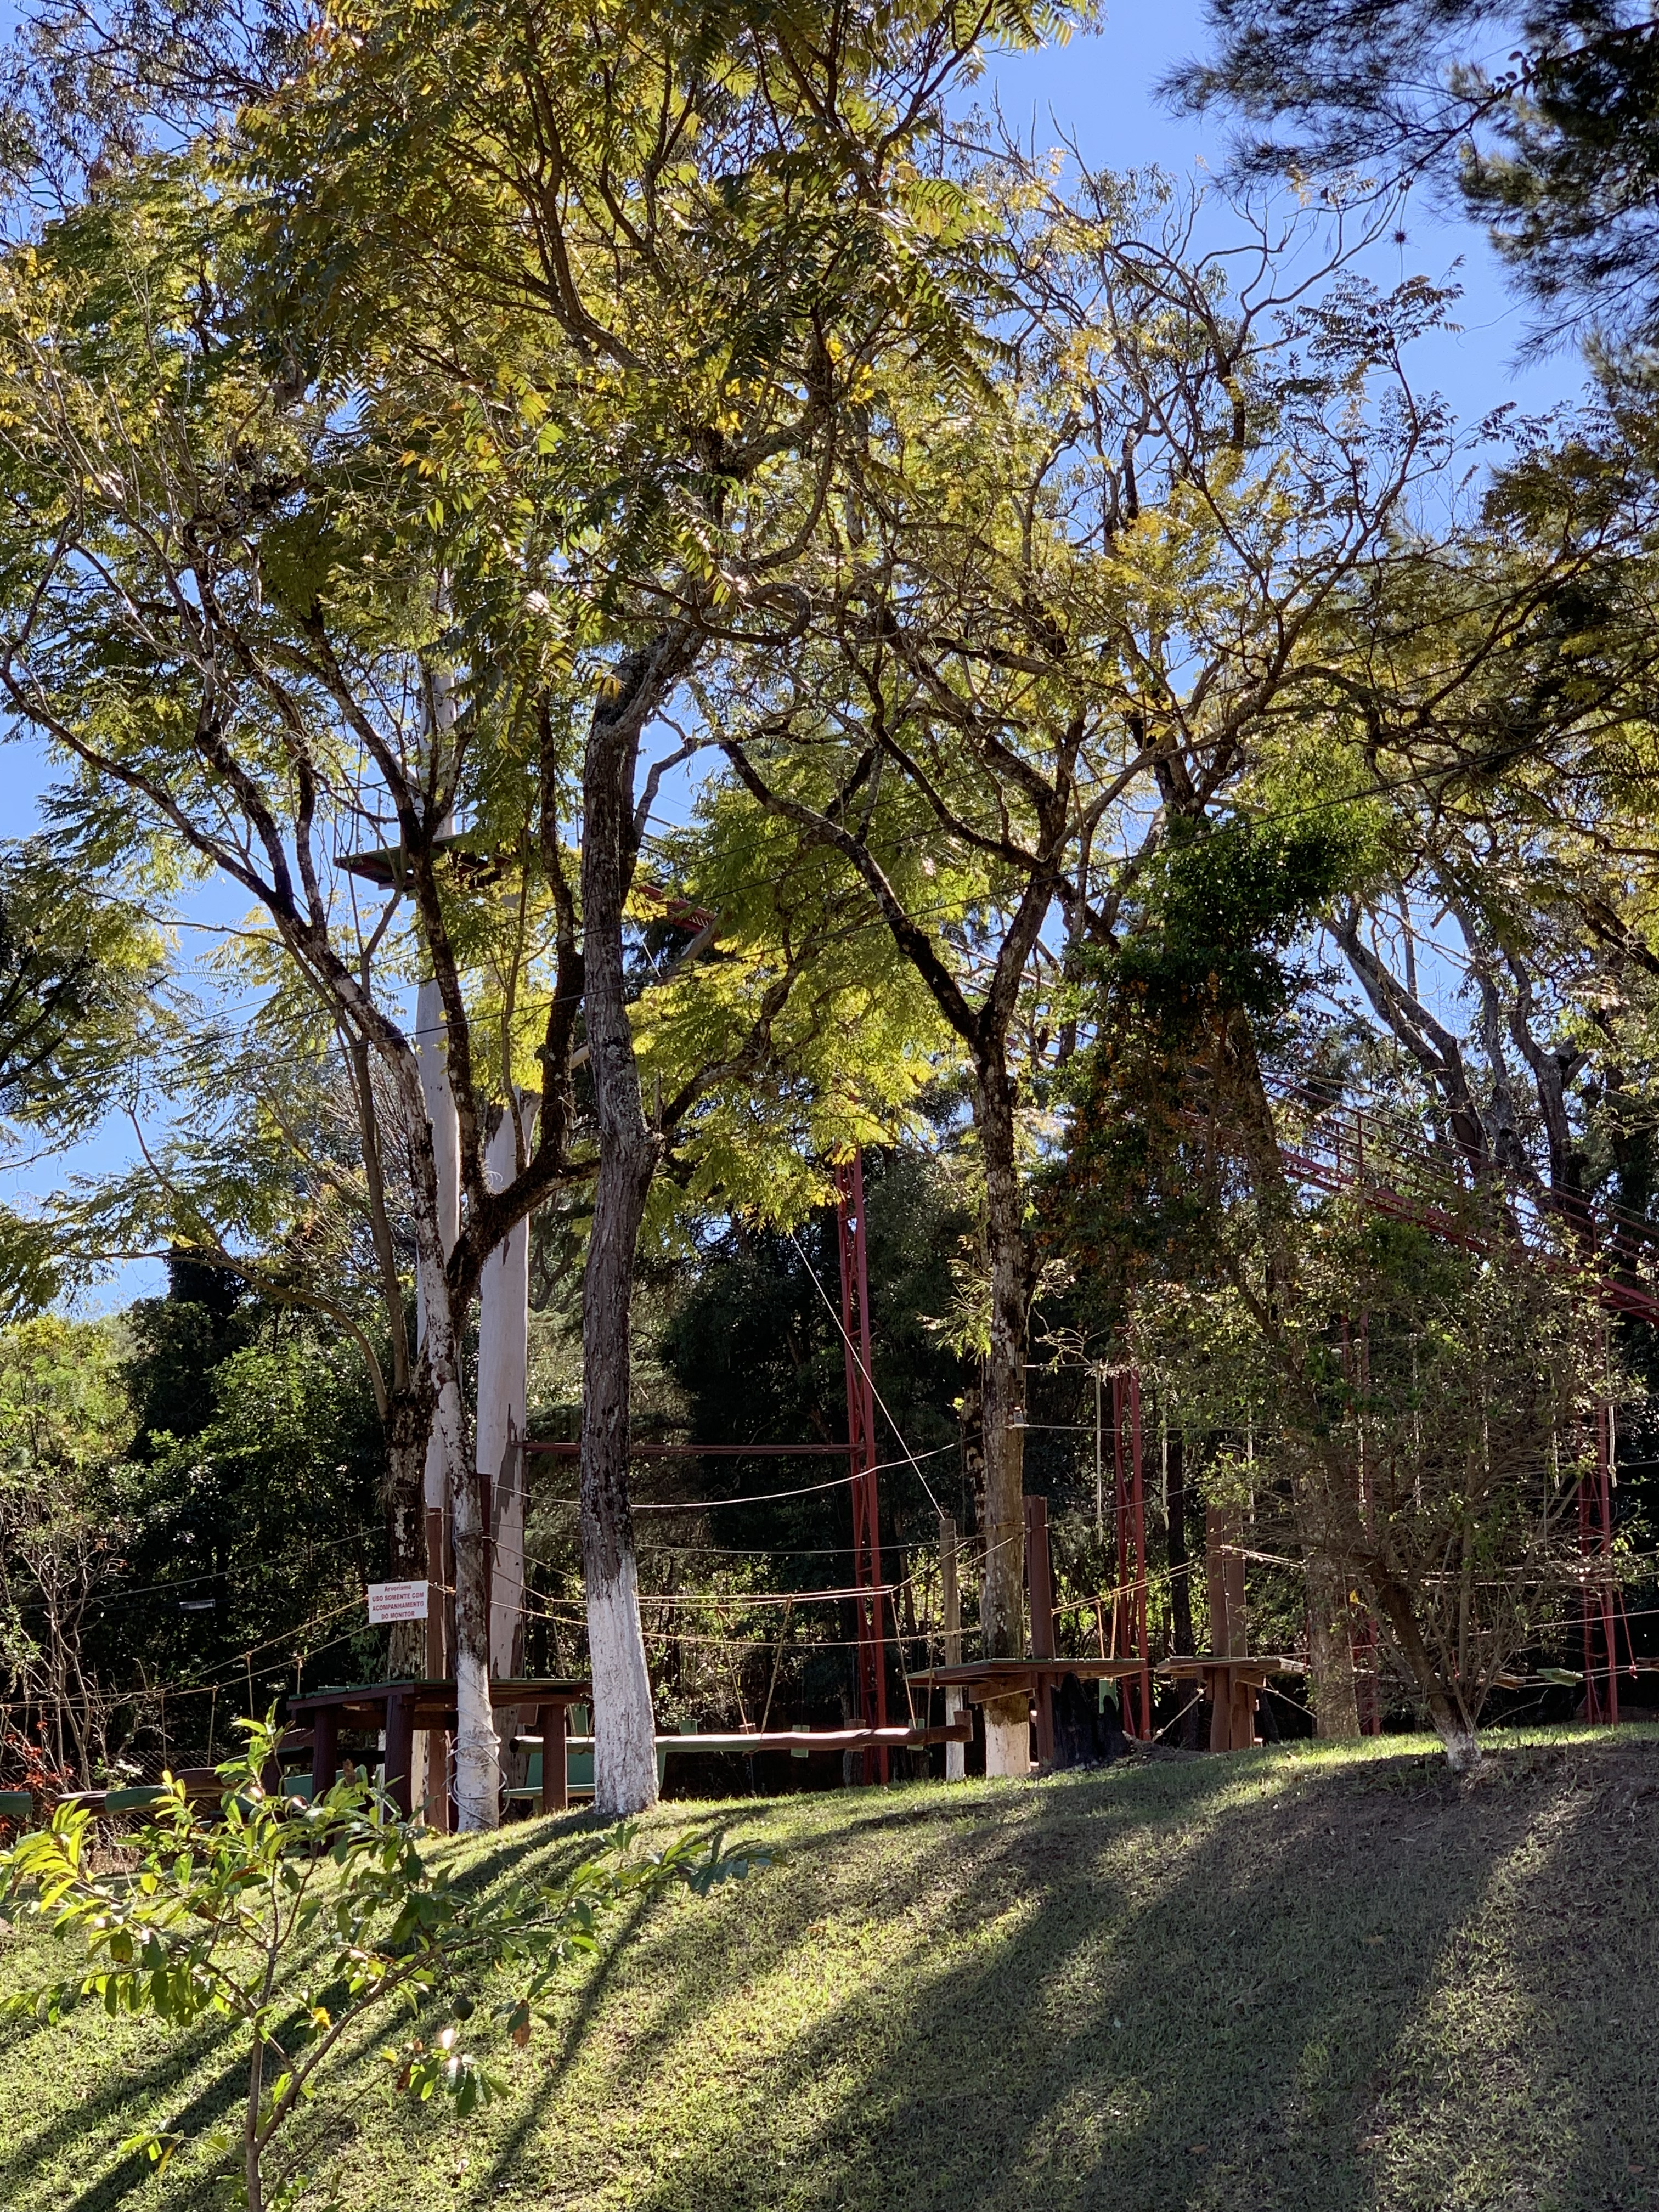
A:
[
  {"left": 1370, "top": 1573, "right": 1482, "bottom": 1773},
  {"left": 480, "top": 1100, "right": 534, "bottom": 1686},
  {"left": 1219, "top": 1012, "right": 1361, "bottom": 1746},
  {"left": 446, "top": 1323, "right": 498, "bottom": 1829},
  {"left": 1306, "top": 1550, "right": 1361, "bottom": 1741},
  {"left": 1439, "top": 1721, "right": 1482, "bottom": 1775},
  {"left": 977, "top": 1059, "right": 1029, "bottom": 1779},
  {"left": 244, "top": 2030, "right": 266, "bottom": 2212},
  {"left": 415, "top": 971, "right": 499, "bottom": 1831},
  {"left": 579, "top": 676, "right": 663, "bottom": 1819}
]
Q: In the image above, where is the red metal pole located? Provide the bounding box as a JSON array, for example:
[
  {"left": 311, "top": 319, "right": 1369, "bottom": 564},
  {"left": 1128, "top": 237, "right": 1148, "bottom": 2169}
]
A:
[
  {"left": 835, "top": 1150, "right": 887, "bottom": 1781},
  {"left": 1580, "top": 1429, "right": 1598, "bottom": 1722},
  {"left": 1130, "top": 1371, "right": 1150, "bottom": 1740},
  {"left": 1111, "top": 1373, "right": 1127, "bottom": 1669},
  {"left": 1600, "top": 1402, "right": 1617, "bottom": 1725}
]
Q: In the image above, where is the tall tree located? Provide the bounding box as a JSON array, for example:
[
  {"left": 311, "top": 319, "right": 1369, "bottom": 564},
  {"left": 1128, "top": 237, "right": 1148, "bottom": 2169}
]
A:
[
  {"left": 0, "top": 146, "right": 606, "bottom": 1822},
  {"left": 715, "top": 169, "right": 1455, "bottom": 1758},
  {"left": 228, "top": 0, "right": 1079, "bottom": 1810}
]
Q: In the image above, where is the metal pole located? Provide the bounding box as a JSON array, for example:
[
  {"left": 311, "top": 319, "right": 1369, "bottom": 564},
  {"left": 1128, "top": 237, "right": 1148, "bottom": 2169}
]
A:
[
  {"left": 1599, "top": 1400, "right": 1617, "bottom": 1725},
  {"left": 836, "top": 1149, "right": 888, "bottom": 1781},
  {"left": 1119, "top": 1380, "right": 1132, "bottom": 1663},
  {"left": 1131, "top": 1371, "right": 1149, "bottom": 1740},
  {"left": 1094, "top": 1369, "right": 1104, "bottom": 1539}
]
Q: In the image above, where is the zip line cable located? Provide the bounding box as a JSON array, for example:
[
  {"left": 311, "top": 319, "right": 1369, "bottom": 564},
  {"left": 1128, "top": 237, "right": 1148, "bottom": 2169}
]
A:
[
  {"left": 523, "top": 1438, "right": 956, "bottom": 1515},
  {"left": 785, "top": 1223, "right": 948, "bottom": 1519}
]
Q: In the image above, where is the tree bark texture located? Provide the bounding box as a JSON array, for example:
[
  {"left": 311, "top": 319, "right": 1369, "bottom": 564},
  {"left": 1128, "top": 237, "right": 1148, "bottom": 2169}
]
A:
[
  {"left": 384, "top": 1387, "right": 432, "bottom": 1682},
  {"left": 480, "top": 1100, "right": 534, "bottom": 1691},
  {"left": 977, "top": 1061, "right": 1029, "bottom": 1779},
  {"left": 579, "top": 656, "right": 674, "bottom": 1818},
  {"left": 415, "top": 970, "right": 500, "bottom": 1830}
]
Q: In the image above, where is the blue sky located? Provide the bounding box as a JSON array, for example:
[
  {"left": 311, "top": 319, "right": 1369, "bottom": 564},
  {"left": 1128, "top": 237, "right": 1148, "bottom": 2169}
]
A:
[{"left": 0, "top": 2, "right": 1592, "bottom": 1308}]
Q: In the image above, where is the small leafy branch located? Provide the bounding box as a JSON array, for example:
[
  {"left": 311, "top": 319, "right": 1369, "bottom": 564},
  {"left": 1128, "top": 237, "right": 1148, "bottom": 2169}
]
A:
[{"left": 0, "top": 1715, "right": 765, "bottom": 2211}]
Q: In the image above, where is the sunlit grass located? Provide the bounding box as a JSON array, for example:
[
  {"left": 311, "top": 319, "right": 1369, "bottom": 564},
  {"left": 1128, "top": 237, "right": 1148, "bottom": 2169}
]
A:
[{"left": 3, "top": 1725, "right": 1657, "bottom": 2211}]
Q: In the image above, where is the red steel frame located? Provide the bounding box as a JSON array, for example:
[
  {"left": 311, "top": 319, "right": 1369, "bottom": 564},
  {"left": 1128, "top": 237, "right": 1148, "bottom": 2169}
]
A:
[
  {"left": 834, "top": 1150, "right": 889, "bottom": 1782},
  {"left": 1110, "top": 1372, "right": 1153, "bottom": 1738},
  {"left": 1582, "top": 1400, "right": 1620, "bottom": 1724}
]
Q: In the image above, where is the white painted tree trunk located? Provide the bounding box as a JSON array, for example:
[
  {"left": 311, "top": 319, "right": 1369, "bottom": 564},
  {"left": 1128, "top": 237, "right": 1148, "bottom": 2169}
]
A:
[
  {"left": 588, "top": 1549, "right": 659, "bottom": 1816},
  {"left": 414, "top": 969, "right": 500, "bottom": 1831},
  {"left": 480, "top": 1100, "right": 533, "bottom": 1682},
  {"left": 983, "top": 1714, "right": 1031, "bottom": 1778},
  {"left": 1440, "top": 1722, "right": 1482, "bottom": 1775},
  {"left": 413, "top": 972, "right": 454, "bottom": 1823}
]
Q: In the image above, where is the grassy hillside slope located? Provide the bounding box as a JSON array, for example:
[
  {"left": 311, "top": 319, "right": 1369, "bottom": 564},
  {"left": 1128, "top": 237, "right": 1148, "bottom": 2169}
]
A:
[{"left": 3, "top": 1728, "right": 1658, "bottom": 2212}]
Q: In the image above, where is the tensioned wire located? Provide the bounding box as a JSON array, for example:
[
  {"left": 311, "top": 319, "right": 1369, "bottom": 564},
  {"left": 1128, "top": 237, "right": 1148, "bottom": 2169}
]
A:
[{"left": 14, "top": 1575, "right": 1659, "bottom": 1716}]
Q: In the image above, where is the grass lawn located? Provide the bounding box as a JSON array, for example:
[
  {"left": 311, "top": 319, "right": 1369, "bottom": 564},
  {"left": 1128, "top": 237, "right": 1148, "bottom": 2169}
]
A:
[{"left": 3, "top": 1725, "right": 1658, "bottom": 2212}]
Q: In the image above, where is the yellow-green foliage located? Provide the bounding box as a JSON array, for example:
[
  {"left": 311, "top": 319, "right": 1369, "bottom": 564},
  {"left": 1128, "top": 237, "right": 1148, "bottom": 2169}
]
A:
[
  {"left": 0, "top": 1317, "right": 131, "bottom": 1482},
  {"left": 635, "top": 789, "right": 956, "bottom": 1232}
]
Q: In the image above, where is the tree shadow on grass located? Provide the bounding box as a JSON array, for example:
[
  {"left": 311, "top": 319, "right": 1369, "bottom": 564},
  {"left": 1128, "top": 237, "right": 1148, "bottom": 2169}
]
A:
[
  {"left": 0, "top": 1817, "right": 585, "bottom": 2212},
  {"left": 1361, "top": 1739, "right": 1659, "bottom": 2211},
  {"left": 1, "top": 1801, "right": 776, "bottom": 2212},
  {"left": 532, "top": 1741, "right": 1659, "bottom": 2212},
  {"left": 14, "top": 1742, "right": 1659, "bottom": 2212},
  {"left": 0, "top": 1995, "right": 244, "bottom": 2212}
]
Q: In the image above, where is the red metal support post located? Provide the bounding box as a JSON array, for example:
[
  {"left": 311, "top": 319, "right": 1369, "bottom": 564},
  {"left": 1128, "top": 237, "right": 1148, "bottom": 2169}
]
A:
[
  {"left": 835, "top": 1150, "right": 888, "bottom": 1781},
  {"left": 1130, "top": 1373, "right": 1151, "bottom": 1740},
  {"left": 1111, "top": 1374, "right": 1127, "bottom": 1669},
  {"left": 1583, "top": 1401, "right": 1618, "bottom": 1725}
]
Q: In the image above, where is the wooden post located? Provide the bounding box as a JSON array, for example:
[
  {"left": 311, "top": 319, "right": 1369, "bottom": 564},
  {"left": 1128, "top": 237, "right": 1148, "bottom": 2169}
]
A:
[
  {"left": 1203, "top": 1500, "right": 1247, "bottom": 1657},
  {"left": 941, "top": 1516, "right": 964, "bottom": 1781},
  {"left": 1222, "top": 1518, "right": 1247, "bottom": 1658},
  {"left": 1206, "top": 1505, "right": 1229, "bottom": 1752},
  {"left": 385, "top": 1689, "right": 415, "bottom": 1820},
  {"left": 1025, "top": 1494, "right": 1055, "bottom": 1769},
  {"left": 538, "top": 1702, "right": 568, "bottom": 1815},
  {"left": 1167, "top": 1429, "right": 1194, "bottom": 1657},
  {"left": 424, "top": 1501, "right": 453, "bottom": 1833},
  {"left": 310, "top": 1705, "right": 338, "bottom": 1805},
  {"left": 1204, "top": 1500, "right": 1258, "bottom": 1753}
]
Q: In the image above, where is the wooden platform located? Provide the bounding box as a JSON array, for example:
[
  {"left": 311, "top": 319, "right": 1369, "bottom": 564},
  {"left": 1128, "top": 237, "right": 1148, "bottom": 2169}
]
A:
[
  {"left": 906, "top": 1657, "right": 1147, "bottom": 1705},
  {"left": 287, "top": 1678, "right": 591, "bottom": 1818},
  {"left": 518, "top": 1724, "right": 970, "bottom": 1755},
  {"left": 1158, "top": 1654, "right": 1305, "bottom": 1751}
]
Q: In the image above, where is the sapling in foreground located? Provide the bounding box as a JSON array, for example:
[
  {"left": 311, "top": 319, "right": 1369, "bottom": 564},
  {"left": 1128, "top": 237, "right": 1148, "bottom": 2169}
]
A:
[{"left": 0, "top": 1716, "right": 764, "bottom": 2210}]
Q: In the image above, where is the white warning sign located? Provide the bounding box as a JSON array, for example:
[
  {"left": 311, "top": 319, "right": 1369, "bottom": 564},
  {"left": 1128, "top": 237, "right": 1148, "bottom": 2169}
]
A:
[{"left": 366, "top": 1579, "right": 431, "bottom": 1625}]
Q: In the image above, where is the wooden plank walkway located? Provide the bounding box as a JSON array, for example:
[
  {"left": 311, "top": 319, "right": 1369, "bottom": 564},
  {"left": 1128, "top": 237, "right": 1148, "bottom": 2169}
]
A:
[{"left": 517, "top": 1724, "right": 970, "bottom": 1754}]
